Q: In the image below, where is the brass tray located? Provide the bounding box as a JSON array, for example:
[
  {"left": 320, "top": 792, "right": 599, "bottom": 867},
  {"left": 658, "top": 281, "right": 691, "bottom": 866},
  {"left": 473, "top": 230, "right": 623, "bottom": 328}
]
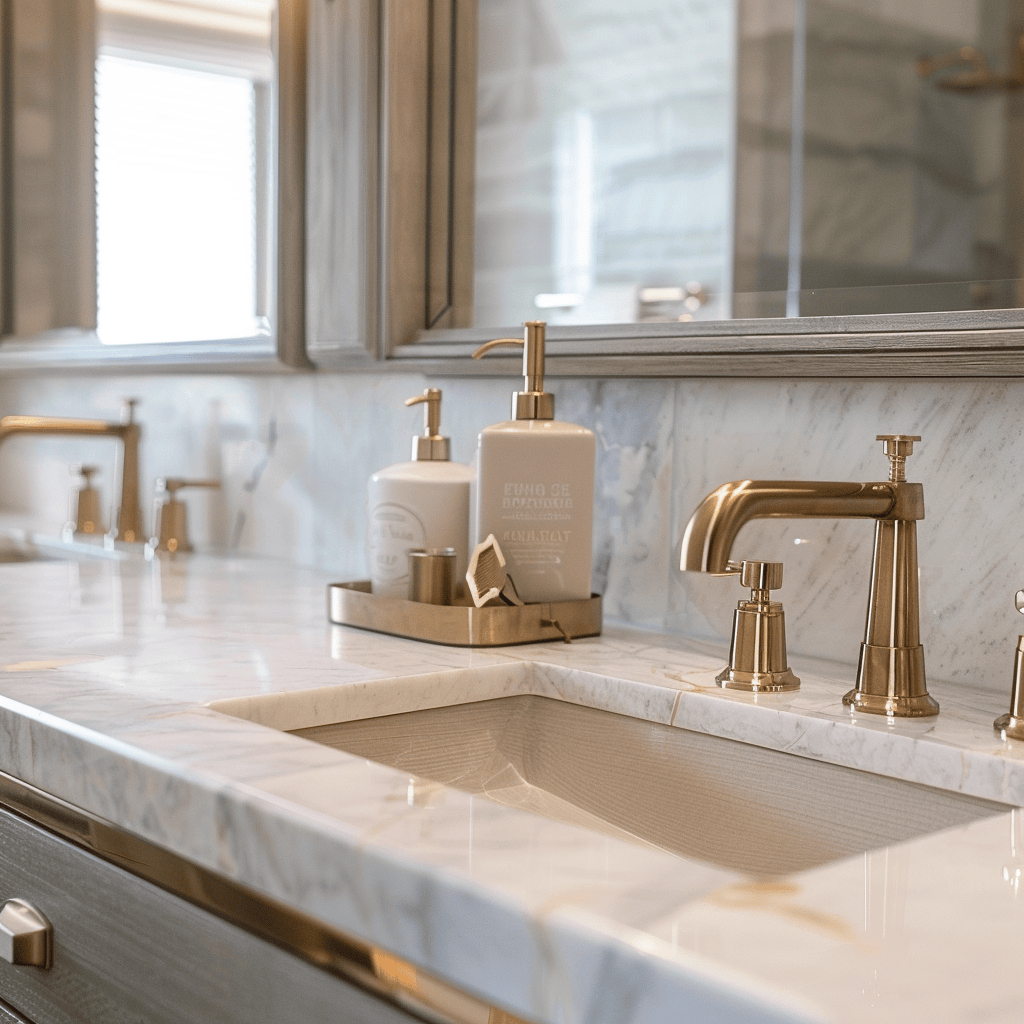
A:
[{"left": 328, "top": 581, "right": 602, "bottom": 647}]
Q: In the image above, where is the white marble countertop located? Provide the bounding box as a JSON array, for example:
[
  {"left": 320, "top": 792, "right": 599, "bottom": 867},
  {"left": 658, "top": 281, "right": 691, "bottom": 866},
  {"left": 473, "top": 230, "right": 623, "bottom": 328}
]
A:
[{"left": 0, "top": 550, "right": 1021, "bottom": 1024}]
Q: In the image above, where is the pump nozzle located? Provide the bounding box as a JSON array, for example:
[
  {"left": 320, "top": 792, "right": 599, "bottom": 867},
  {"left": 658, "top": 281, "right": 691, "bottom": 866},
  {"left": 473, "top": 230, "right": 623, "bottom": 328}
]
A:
[
  {"left": 472, "top": 321, "right": 554, "bottom": 421},
  {"left": 404, "top": 388, "right": 451, "bottom": 461}
]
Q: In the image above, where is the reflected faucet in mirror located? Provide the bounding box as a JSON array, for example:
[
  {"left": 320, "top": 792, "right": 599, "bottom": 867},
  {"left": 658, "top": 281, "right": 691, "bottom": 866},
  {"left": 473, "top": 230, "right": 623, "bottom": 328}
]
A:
[
  {"left": 0, "top": 399, "right": 143, "bottom": 542},
  {"left": 679, "top": 435, "right": 938, "bottom": 718}
]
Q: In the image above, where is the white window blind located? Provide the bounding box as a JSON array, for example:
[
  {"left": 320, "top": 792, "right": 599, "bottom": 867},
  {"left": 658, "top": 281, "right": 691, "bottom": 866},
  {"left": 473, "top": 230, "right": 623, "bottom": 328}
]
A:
[{"left": 95, "top": 1, "right": 272, "bottom": 345}]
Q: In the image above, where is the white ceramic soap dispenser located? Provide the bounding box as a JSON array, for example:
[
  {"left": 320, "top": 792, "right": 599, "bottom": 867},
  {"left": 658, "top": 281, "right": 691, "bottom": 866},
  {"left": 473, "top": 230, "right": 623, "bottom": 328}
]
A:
[
  {"left": 368, "top": 388, "right": 473, "bottom": 598},
  {"left": 472, "top": 321, "right": 595, "bottom": 603}
]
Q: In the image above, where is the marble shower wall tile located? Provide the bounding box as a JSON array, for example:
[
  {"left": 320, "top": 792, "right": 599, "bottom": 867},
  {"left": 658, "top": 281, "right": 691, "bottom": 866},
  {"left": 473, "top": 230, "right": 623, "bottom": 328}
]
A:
[
  {"left": 581, "top": 379, "right": 676, "bottom": 627},
  {"left": 0, "top": 370, "right": 1022, "bottom": 693}
]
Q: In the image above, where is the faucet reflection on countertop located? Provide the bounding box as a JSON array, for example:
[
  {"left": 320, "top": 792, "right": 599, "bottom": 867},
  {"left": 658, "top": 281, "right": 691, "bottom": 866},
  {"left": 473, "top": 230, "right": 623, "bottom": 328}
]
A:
[
  {"left": 679, "top": 435, "right": 938, "bottom": 718},
  {"left": 0, "top": 399, "right": 143, "bottom": 542}
]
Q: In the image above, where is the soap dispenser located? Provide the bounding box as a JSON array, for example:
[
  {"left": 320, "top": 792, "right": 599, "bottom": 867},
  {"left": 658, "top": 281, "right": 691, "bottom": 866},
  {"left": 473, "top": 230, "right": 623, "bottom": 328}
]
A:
[
  {"left": 368, "top": 388, "right": 473, "bottom": 598},
  {"left": 472, "top": 321, "right": 595, "bottom": 602}
]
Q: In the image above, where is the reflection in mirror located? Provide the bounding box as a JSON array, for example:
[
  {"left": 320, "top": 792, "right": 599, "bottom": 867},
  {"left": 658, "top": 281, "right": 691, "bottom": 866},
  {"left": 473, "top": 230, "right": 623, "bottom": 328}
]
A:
[
  {"left": 5, "top": 0, "right": 274, "bottom": 345},
  {"left": 473, "top": 0, "right": 735, "bottom": 327},
  {"left": 470, "top": 0, "right": 1024, "bottom": 328},
  {"left": 737, "top": 0, "right": 1024, "bottom": 319}
]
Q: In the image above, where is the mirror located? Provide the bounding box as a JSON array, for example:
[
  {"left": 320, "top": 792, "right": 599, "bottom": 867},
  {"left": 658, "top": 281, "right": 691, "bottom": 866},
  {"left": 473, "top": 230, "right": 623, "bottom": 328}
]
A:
[
  {"left": 466, "top": 0, "right": 1024, "bottom": 329},
  {"left": 0, "top": 0, "right": 304, "bottom": 362}
]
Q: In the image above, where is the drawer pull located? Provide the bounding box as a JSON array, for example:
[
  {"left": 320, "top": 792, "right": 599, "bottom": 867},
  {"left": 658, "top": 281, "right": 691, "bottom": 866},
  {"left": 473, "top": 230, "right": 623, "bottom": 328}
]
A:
[{"left": 0, "top": 900, "right": 52, "bottom": 969}]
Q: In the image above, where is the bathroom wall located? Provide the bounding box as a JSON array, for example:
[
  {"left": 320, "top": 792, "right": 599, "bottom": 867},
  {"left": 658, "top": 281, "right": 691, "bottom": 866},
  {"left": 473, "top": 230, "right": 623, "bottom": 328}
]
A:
[{"left": 0, "top": 369, "right": 1017, "bottom": 695}]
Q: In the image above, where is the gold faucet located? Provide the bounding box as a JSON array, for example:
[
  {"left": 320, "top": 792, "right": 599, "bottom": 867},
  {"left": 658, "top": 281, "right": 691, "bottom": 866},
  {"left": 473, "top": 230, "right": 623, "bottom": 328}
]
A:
[
  {"left": 680, "top": 435, "right": 938, "bottom": 717},
  {"left": 0, "top": 399, "right": 143, "bottom": 542}
]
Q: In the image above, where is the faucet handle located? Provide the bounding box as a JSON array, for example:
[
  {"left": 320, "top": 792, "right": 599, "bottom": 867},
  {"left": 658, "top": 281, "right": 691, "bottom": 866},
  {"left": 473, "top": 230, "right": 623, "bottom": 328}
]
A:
[
  {"left": 1015, "top": 590, "right": 1024, "bottom": 614},
  {"left": 876, "top": 434, "right": 921, "bottom": 482},
  {"left": 724, "top": 559, "right": 784, "bottom": 593},
  {"left": 71, "top": 464, "right": 99, "bottom": 486},
  {"left": 152, "top": 478, "right": 220, "bottom": 553},
  {"left": 718, "top": 559, "right": 799, "bottom": 692},
  {"left": 739, "top": 560, "right": 783, "bottom": 593}
]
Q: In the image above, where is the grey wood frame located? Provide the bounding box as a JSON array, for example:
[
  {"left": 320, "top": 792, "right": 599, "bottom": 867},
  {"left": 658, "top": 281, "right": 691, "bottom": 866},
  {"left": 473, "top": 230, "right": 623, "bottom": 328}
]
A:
[
  {"left": 1, "top": 0, "right": 95, "bottom": 341},
  {"left": 388, "top": 308, "right": 1024, "bottom": 378},
  {"left": 351, "top": 0, "right": 1024, "bottom": 379},
  {"left": 304, "top": 0, "right": 379, "bottom": 364},
  {"left": 0, "top": 0, "right": 310, "bottom": 373},
  {"left": 306, "top": 0, "right": 478, "bottom": 367},
  {"left": 0, "top": 0, "right": 12, "bottom": 340}
]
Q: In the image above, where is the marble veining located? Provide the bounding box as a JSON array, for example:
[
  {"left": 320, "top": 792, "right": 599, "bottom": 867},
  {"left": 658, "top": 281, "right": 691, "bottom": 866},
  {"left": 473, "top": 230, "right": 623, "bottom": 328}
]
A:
[{"left": 0, "top": 552, "right": 1018, "bottom": 1022}]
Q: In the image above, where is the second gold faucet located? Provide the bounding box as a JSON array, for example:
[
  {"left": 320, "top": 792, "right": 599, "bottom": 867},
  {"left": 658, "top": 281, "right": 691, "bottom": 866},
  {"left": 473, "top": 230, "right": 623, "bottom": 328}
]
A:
[{"left": 0, "top": 399, "right": 143, "bottom": 542}]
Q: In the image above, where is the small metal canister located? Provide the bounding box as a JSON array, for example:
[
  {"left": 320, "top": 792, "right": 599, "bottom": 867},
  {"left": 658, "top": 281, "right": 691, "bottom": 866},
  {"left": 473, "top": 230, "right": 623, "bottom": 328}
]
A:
[{"left": 407, "top": 548, "right": 457, "bottom": 605}]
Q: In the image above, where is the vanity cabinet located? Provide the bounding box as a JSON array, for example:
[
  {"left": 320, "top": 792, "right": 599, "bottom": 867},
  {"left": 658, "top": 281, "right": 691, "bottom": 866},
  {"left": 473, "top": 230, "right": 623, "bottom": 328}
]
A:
[{"left": 0, "top": 803, "right": 412, "bottom": 1024}]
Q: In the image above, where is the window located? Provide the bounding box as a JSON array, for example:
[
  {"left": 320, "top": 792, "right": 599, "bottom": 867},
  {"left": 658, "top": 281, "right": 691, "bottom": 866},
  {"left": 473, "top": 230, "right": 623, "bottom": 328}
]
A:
[{"left": 94, "top": 0, "right": 273, "bottom": 345}]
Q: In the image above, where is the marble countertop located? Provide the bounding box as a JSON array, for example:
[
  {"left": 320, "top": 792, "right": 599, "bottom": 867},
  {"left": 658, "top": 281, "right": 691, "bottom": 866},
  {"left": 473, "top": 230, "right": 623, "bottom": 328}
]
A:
[{"left": 0, "top": 550, "right": 1021, "bottom": 1024}]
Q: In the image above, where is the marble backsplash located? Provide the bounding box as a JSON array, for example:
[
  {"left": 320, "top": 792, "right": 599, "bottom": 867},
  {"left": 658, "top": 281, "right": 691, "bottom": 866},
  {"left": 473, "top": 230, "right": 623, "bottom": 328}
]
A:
[{"left": 0, "top": 370, "right": 1018, "bottom": 695}]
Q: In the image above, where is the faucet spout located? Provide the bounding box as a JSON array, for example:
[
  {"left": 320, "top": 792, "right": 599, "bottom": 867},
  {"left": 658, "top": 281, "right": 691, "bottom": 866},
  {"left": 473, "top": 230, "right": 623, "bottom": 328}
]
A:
[
  {"left": 0, "top": 407, "right": 143, "bottom": 542},
  {"left": 680, "top": 480, "right": 896, "bottom": 574}
]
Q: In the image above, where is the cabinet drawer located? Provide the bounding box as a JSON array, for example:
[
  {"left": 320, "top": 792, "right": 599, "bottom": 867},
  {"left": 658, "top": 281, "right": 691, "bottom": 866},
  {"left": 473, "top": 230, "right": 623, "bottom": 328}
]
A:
[{"left": 0, "top": 804, "right": 413, "bottom": 1024}]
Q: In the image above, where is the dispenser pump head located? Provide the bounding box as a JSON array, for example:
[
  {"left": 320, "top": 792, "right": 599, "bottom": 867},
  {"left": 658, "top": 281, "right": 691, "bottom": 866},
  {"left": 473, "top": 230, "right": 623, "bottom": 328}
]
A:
[
  {"left": 471, "top": 321, "right": 555, "bottom": 420},
  {"left": 405, "top": 388, "right": 450, "bottom": 461}
]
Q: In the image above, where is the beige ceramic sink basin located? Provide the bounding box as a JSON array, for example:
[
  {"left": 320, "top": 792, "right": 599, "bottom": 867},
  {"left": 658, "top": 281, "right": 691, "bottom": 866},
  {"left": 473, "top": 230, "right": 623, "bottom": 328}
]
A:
[{"left": 282, "top": 693, "right": 1002, "bottom": 876}]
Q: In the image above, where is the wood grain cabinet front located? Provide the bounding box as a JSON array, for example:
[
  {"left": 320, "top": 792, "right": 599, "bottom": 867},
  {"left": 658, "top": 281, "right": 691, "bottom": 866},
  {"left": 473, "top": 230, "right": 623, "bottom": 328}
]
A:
[{"left": 0, "top": 803, "right": 413, "bottom": 1024}]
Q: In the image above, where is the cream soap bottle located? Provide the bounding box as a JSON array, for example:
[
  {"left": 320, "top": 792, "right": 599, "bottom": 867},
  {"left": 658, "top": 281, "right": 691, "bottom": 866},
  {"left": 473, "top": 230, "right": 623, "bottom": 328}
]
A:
[
  {"left": 368, "top": 388, "right": 472, "bottom": 598},
  {"left": 472, "top": 321, "right": 595, "bottom": 602}
]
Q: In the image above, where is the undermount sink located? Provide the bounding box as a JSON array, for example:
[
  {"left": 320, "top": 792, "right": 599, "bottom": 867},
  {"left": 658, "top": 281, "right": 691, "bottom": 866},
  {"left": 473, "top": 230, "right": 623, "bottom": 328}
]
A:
[{"left": 217, "top": 682, "right": 1005, "bottom": 876}]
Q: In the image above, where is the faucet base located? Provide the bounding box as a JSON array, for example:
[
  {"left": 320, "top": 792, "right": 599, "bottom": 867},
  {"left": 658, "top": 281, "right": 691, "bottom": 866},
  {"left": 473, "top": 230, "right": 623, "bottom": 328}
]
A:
[
  {"left": 994, "top": 713, "right": 1024, "bottom": 740},
  {"left": 843, "top": 689, "right": 939, "bottom": 717},
  {"left": 717, "top": 586, "right": 801, "bottom": 693},
  {"left": 716, "top": 666, "right": 800, "bottom": 693},
  {"left": 843, "top": 642, "right": 938, "bottom": 716}
]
